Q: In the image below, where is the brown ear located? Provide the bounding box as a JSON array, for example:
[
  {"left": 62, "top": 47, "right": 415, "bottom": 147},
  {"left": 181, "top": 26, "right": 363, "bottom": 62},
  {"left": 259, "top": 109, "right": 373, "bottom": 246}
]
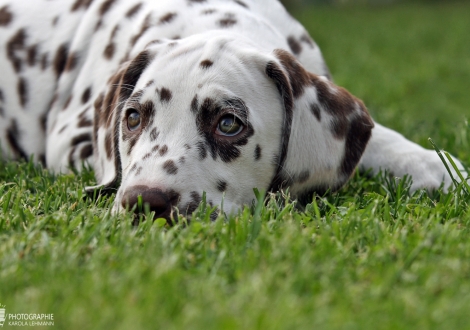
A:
[
  {"left": 266, "top": 49, "right": 374, "bottom": 200},
  {"left": 85, "top": 50, "right": 154, "bottom": 194}
]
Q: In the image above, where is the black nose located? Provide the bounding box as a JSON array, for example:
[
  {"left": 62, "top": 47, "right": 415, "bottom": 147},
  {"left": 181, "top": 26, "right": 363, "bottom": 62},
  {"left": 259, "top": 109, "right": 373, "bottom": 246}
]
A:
[{"left": 121, "top": 185, "right": 180, "bottom": 221}]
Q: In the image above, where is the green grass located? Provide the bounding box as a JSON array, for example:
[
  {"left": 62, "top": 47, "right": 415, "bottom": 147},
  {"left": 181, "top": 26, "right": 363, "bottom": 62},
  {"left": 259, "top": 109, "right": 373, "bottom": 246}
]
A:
[{"left": 1, "top": 3, "right": 470, "bottom": 329}]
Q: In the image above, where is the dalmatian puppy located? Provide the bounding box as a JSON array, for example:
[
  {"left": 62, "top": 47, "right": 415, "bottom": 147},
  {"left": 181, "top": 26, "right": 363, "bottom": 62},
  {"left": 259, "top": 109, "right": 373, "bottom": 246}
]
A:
[{"left": 0, "top": 0, "right": 467, "bottom": 220}]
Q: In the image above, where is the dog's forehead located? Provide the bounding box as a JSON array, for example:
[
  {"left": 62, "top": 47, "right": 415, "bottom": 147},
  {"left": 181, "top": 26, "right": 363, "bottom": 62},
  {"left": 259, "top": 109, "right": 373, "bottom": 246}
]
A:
[{"left": 136, "top": 33, "right": 270, "bottom": 95}]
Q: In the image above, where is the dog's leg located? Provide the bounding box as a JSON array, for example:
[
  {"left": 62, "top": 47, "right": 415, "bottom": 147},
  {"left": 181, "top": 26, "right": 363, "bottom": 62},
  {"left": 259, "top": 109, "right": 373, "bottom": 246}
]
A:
[{"left": 359, "top": 122, "right": 468, "bottom": 192}]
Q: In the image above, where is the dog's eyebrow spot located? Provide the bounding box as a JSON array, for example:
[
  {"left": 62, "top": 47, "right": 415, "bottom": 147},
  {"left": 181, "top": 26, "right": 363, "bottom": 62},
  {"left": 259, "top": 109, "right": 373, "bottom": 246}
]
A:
[
  {"left": 200, "top": 59, "right": 213, "bottom": 69},
  {"left": 159, "top": 144, "right": 168, "bottom": 156},
  {"left": 136, "top": 166, "right": 143, "bottom": 176},
  {"left": 254, "top": 144, "right": 262, "bottom": 160},
  {"left": 159, "top": 87, "right": 172, "bottom": 103},
  {"left": 163, "top": 160, "right": 178, "bottom": 174},
  {"left": 217, "top": 180, "right": 227, "bottom": 192}
]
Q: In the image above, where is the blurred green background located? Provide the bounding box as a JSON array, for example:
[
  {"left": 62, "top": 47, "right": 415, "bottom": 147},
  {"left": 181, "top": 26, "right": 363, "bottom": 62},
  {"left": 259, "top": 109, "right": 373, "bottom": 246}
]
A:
[{"left": 279, "top": 0, "right": 470, "bottom": 160}]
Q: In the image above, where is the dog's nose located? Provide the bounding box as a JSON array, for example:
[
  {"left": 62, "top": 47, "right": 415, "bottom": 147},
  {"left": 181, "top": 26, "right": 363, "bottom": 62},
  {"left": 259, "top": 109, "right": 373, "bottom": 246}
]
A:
[{"left": 121, "top": 185, "right": 180, "bottom": 220}]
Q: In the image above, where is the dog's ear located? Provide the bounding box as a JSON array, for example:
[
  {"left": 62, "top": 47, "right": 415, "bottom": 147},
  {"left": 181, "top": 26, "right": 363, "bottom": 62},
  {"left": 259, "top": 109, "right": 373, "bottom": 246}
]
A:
[
  {"left": 265, "top": 49, "right": 374, "bottom": 200},
  {"left": 85, "top": 50, "right": 154, "bottom": 194}
]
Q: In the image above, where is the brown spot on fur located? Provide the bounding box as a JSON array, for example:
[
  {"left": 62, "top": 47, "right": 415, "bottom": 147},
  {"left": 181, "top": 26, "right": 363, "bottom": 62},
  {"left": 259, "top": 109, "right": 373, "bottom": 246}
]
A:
[
  {"left": 65, "top": 52, "right": 79, "bottom": 71},
  {"left": 7, "top": 29, "right": 26, "bottom": 73},
  {"left": 68, "top": 146, "right": 77, "bottom": 169},
  {"left": 159, "top": 12, "right": 177, "bottom": 25},
  {"left": 254, "top": 144, "right": 261, "bottom": 161},
  {"left": 200, "top": 59, "right": 213, "bottom": 69},
  {"left": 0, "top": 5, "right": 13, "bottom": 26},
  {"left": 150, "top": 127, "right": 159, "bottom": 141},
  {"left": 296, "top": 170, "right": 310, "bottom": 184},
  {"left": 17, "top": 78, "right": 28, "bottom": 107},
  {"left": 217, "top": 180, "right": 227, "bottom": 192},
  {"left": 234, "top": 0, "right": 248, "bottom": 8},
  {"left": 82, "top": 87, "right": 92, "bottom": 104},
  {"left": 218, "top": 14, "right": 237, "bottom": 28},
  {"left": 310, "top": 103, "right": 321, "bottom": 121},
  {"left": 53, "top": 43, "right": 69, "bottom": 77},
  {"left": 80, "top": 144, "right": 93, "bottom": 160},
  {"left": 99, "top": 0, "right": 116, "bottom": 16},
  {"left": 27, "top": 45, "right": 37, "bottom": 66},
  {"left": 191, "top": 95, "right": 198, "bottom": 113},
  {"left": 71, "top": 133, "right": 91, "bottom": 147},
  {"left": 202, "top": 9, "right": 216, "bottom": 15},
  {"left": 63, "top": 95, "right": 72, "bottom": 110},
  {"left": 78, "top": 108, "right": 93, "bottom": 127},
  {"left": 160, "top": 88, "right": 172, "bottom": 103},
  {"left": 196, "top": 141, "right": 207, "bottom": 160},
  {"left": 41, "top": 53, "right": 49, "bottom": 70},
  {"left": 159, "top": 145, "right": 168, "bottom": 156},
  {"left": 104, "top": 43, "right": 115, "bottom": 60},
  {"left": 129, "top": 163, "right": 138, "bottom": 173},
  {"left": 71, "top": 0, "right": 93, "bottom": 12},
  {"left": 131, "top": 13, "right": 152, "bottom": 46},
  {"left": 6, "top": 119, "right": 27, "bottom": 160},
  {"left": 163, "top": 160, "right": 178, "bottom": 175},
  {"left": 40, "top": 114, "right": 47, "bottom": 132},
  {"left": 126, "top": 3, "right": 143, "bottom": 18},
  {"left": 287, "top": 36, "right": 302, "bottom": 56}
]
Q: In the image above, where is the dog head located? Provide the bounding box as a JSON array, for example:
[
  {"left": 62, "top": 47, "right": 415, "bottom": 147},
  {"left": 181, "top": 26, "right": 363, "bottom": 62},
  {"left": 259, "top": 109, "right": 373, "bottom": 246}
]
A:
[{"left": 88, "top": 32, "right": 373, "bottom": 220}]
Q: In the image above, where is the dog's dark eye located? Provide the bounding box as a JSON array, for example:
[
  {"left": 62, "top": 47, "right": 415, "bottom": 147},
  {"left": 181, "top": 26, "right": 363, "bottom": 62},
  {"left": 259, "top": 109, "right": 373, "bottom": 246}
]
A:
[
  {"left": 127, "top": 110, "right": 141, "bottom": 131},
  {"left": 216, "top": 115, "right": 243, "bottom": 136}
]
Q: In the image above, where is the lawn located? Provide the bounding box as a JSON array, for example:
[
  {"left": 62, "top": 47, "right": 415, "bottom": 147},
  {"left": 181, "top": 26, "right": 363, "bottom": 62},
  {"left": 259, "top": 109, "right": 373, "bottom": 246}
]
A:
[{"left": 1, "top": 2, "right": 470, "bottom": 330}]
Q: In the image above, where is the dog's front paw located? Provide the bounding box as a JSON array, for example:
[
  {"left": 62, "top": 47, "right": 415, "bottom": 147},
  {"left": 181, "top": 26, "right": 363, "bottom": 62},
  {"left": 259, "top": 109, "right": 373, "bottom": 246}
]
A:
[{"left": 397, "top": 149, "right": 468, "bottom": 193}]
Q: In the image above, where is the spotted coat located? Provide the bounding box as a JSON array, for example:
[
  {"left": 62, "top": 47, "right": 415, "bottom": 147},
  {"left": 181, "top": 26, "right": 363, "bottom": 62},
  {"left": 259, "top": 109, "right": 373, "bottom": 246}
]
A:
[{"left": 0, "top": 0, "right": 466, "bottom": 220}]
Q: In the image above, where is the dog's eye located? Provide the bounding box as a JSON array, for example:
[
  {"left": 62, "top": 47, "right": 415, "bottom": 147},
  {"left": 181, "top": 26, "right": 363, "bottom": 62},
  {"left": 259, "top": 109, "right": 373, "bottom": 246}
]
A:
[
  {"left": 216, "top": 115, "right": 243, "bottom": 136},
  {"left": 127, "top": 110, "right": 141, "bottom": 131}
]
